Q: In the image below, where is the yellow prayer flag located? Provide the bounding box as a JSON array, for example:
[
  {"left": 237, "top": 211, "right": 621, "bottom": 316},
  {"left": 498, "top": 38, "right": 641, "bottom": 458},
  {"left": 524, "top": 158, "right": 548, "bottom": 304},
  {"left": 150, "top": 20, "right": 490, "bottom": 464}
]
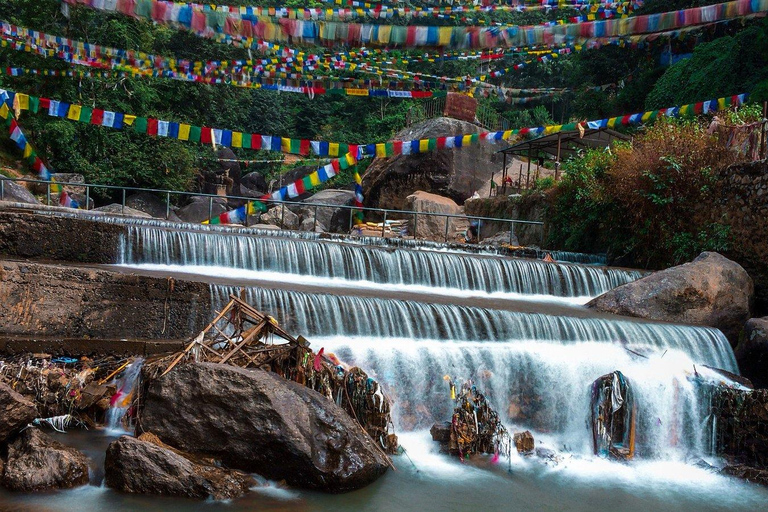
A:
[
  {"left": 309, "top": 172, "right": 321, "bottom": 187},
  {"left": 23, "top": 143, "right": 33, "bottom": 159},
  {"left": 641, "top": 111, "right": 653, "bottom": 122},
  {"left": 281, "top": 137, "right": 291, "bottom": 153},
  {"left": 354, "top": 172, "right": 362, "bottom": 185},
  {"left": 375, "top": 143, "right": 387, "bottom": 158},
  {"left": 462, "top": 134, "right": 473, "bottom": 146},
  {"left": 438, "top": 27, "right": 452, "bottom": 46},
  {"left": 419, "top": 139, "right": 429, "bottom": 152},
  {"left": 718, "top": 98, "right": 726, "bottom": 110},
  {"left": 67, "top": 104, "right": 82, "bottom": 121},
  {"left": 502, "top": 130, "right": 513, "bottom": 140},
  {"left": 178, "top": 124, "right": 191, "bottom": 141},
  {"left": 329, "top": 142, "right": 340, "bottom": 157},
  {"left": 0, "top": 103, "right": 9, "bottom": 119},
  {"left": 346, "top": 153, "right": 357, "bottom": 166},
  {"left": 123, "top": 115, "right": 137, "bottom": 126},
  {"left": 17, "top": 94, "right": 29, "bottom": 111},
  {"left": 607, "top": 117, "right": 617, "bottom": 129},
  {"left": 232, "top": 131, "right": 243, "bottom": 148},
  {"left": 346, "top": 89, "right": 369, "bottom": 96}
]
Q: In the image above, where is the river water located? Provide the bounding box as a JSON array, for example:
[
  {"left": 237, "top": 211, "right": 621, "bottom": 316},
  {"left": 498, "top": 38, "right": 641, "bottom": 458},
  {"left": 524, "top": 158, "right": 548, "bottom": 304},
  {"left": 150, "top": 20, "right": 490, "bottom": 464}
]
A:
[{"left": 3, "top": 220, "right": 767, "bottom": 509}]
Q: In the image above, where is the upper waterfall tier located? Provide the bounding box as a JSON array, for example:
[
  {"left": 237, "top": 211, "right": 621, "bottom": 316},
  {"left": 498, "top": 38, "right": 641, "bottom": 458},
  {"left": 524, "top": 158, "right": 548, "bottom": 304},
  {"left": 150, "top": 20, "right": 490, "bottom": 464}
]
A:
[{"left": 120, "top": 225, "right": 641, "bottom": 299}]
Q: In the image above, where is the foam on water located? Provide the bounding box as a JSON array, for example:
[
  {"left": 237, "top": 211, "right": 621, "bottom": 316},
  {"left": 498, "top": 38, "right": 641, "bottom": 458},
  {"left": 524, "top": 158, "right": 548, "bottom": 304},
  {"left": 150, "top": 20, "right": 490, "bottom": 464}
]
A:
[{"left": 119, "top": 225, "right": 641, "bottom": 298}]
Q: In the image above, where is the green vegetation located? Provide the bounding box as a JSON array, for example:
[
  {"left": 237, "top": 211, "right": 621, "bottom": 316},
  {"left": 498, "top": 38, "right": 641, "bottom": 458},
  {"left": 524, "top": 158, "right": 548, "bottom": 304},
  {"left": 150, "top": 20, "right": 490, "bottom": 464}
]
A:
[{"left": 546, "top": 118, "right": 746, "bottom": 268}]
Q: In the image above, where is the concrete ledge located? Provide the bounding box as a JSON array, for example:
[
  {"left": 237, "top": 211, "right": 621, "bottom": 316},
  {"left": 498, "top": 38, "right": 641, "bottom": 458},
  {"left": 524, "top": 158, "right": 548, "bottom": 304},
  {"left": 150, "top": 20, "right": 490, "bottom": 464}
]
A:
[
  {"left": 0, "top": 260, "right": 210, "bottom": 340},
  {"left": 0, "top": 336, "right": 186, "bottom": 357}
]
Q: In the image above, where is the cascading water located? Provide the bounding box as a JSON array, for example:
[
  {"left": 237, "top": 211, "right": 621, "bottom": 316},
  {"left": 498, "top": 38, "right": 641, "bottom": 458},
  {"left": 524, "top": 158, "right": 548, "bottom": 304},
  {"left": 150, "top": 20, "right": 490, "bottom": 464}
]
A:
[
  {"left": 105, "top": 358, "right": 144, "bottom": 433},
  {"left": 118, "top": 225, "right": 641, "bottom": 299},
  {"left": 211, "top": 284, "right": 737, "bottom": 462}
]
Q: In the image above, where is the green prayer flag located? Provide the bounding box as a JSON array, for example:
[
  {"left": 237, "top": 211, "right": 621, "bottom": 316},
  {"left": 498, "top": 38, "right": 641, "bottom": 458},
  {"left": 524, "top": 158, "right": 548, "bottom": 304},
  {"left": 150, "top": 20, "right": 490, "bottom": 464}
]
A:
[
  {"left": 79, "top": 107, "right": 93, "bottom": 124},
  {"left": 29, "top": 96, "right": 39, "bottom": 114},
  {"left": 189, "top": 125, "right": 201, "bottom": 143},
  {"left": 133, "top": 117, "right": 148, "bottom": 134}
]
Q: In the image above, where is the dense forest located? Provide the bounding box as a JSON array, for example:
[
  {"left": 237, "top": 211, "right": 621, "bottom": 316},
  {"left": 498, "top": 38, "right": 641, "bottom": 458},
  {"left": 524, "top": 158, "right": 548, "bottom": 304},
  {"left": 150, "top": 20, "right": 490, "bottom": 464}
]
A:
[{"left": 0, "top": 0, "right": 767, "bottom": 203}]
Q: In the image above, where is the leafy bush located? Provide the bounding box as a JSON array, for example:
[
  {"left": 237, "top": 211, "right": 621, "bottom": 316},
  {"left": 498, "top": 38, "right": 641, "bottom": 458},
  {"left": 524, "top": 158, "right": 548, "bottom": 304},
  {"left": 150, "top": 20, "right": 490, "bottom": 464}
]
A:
[{"left": 548, "top": 118, "right": 741, "bottom": 267}]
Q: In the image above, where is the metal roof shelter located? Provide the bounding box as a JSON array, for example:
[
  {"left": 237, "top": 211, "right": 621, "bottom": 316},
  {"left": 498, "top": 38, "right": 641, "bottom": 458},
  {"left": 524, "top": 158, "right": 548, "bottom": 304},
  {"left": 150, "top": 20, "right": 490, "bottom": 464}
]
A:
[{"left": 497, "top": 127, "right": 631, "bottom": 186}]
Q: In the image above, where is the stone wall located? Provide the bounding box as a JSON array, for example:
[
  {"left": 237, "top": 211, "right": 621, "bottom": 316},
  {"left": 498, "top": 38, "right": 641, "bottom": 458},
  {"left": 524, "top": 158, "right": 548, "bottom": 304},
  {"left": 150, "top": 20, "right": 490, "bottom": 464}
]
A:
[
  {"left": 0, "top": 210, "right": 125, "bottom": 264},
  {"left": 463, "top": 192, "right": 548, "bottom": 247},
  {"left": 0, "top": 260, "right": 210, "bottom": 340},
  {"left": 713, "top": 387, "right": 768, "bottom": 468},
  {"left": 718, "top": 160, "right": 768, "bottom": 313}
]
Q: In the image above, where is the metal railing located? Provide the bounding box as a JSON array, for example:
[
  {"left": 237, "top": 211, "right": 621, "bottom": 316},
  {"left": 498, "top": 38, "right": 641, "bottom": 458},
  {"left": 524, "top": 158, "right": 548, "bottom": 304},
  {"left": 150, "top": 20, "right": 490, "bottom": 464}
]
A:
[
  {"left": 0, "top": 176, "right": 544, "bottom": 245},
  {"left": 405, "top": 96, "right": 447, "bottom": 127}
]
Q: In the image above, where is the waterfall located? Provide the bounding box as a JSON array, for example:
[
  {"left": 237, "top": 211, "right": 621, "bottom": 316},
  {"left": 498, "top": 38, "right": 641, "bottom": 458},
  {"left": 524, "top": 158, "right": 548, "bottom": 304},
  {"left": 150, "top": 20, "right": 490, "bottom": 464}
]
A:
[
  {"left": 105, "top": 358, "right": 144, "bottom": 433},
  {"left": 120, "top": 226, "right": 641, "bottom": 298},
  {"left": 210, "top": 285, "right": 737, "bottom": 460}
]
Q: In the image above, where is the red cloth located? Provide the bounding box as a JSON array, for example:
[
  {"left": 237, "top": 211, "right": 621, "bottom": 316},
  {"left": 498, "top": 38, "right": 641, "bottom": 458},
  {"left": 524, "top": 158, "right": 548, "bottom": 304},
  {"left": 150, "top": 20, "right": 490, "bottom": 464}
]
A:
[
  {"left": 90, "top": 109, "right": 104, "bottom": 125},
  {"left": 201, "top": 127, "right": 213, "bottom": 144}
]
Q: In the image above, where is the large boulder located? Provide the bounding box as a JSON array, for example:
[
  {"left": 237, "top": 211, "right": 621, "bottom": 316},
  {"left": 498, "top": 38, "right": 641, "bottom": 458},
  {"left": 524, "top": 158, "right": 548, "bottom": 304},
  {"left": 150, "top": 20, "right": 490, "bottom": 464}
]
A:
[
  {"left": 139, "top": 363, "right": 390, "bottom": 493},
  {"left": 105, "top": 434, "right": 254, "bottom": 500},
  {"left": 241, "top": 172, "right": 268, "bottom": 195},
  {"left": 297, "top": 189, "right": 355, "bottom": 233},
  {"left": 588, "top": 252, "right": 753, "bottom": 345},
  {"left": 0, "top": 382, "right": 37, "bottom": 443},
  {"left": 125, "top": 192, "right": 181, "bottom": 221},
  {"left": 260, "top": 205, "right": 299, "bottom": 230},
  {"left": 735, "top": 317, "right": 768, "bottom": 389},
  {"left": 405, "top": 191, "right": 467, "bottom": 242},
  {"left": 2, "top": 428, "right": 90, "bottom": 491},
  {"left": 362, "top": 117, "right": 506, "bottom": 209},
  {"left": 177, "top": 196, "right": 228, "bottom": 224},
  {"left": 0, "top": 177, "right": 40, "bottom": 205},
  {"left": 91, "top": 204, "right": 153, "bottom": 218}
]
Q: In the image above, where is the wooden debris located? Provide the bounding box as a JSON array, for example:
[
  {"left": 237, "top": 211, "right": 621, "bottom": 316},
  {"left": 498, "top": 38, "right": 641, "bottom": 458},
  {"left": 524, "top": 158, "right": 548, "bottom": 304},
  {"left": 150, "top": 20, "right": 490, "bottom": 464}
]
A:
[{"left": 149, "top": 295, "right": 399, "bottom": 455}]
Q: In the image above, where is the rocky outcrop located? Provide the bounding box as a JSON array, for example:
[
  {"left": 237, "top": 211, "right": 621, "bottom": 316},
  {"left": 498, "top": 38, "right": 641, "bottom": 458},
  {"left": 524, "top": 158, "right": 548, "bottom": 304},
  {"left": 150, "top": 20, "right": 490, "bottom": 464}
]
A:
[
  {"left": 177, "top": 196, "right": 228, "bottom": 224},
  {"left": 105, "top": 434, "right": 254, "bottom": 500},
  {"left": 735, "top": 318, "right": 768, "bottom": 389},
  {"left": 718, "top": 160, "right": 768, "bottom": 312},
  {"left": 125, "top": 192, "right": 181, "bottom": 221},
  {"left": 513, "top": 431, "right": 535, "bottom": 454},
  {"left": 405, "top": 191, "right": 467, "bottom": 242},
  {"left": 139, "top": 363, "right": 389, "bottom": 493},
  {"left": 588, "top": 252, "right": 753, "bottom": 344},
  {"left": 92, "top": 204, "right": 153, "bottom": 218},
  {"left": 464, "top": 192, "right": 547, "bottom": 247},
  {"left": 362, "top": 117, "right": 506, "bottom": 209},
  {"left": 0, "top": 382, "right": 37, "bottom": 443},
  {"left": 0, "top": 177, "right": 40, "bottom": 205},
  {"left": 260, "top": 205, "right": 299, "bottom": 230},
  {"left": 0, "top": 260, "right": 210, "bottom": 340},
  {"left": 241, "top": 172, "right": 267, "bottom": 195},
  {"left": 2, "top": 428, "right": 90, "bottom": 491},
  {"left": 713, "top": 387, "right": 768, "bottom": 470},
  {"left": 297, "top": 189, "right": 355, "bottom": 233}
]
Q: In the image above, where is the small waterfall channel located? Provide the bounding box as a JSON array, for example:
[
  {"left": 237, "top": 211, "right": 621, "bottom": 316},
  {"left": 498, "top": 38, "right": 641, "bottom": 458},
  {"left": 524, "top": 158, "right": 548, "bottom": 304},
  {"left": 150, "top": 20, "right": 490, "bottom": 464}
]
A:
[{"left": 105, "top": 358, "right": 144, "bottom": 433}]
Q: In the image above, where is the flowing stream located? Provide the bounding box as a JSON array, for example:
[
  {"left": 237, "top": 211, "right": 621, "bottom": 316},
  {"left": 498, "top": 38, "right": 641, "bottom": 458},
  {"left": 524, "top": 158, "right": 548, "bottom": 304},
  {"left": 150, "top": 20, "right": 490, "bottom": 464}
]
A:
[{"left": 4, "top": 218, "right": 766, "bottom": 509}]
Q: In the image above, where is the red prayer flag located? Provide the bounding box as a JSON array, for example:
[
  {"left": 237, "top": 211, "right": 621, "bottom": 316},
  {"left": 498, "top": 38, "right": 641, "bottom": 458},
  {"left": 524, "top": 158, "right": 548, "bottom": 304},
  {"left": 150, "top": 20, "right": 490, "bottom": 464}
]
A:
[
  {"left": 201, "top": 127, "right": 213, "bottom": 144},
  {"left": 299, "top": 139, "right": 310, "bottom": 156},
  {"left": 251, "top": 133, "right": 261, "bottom": 149},
  {"left": 90, "top": 109, "right": 104, "bottom": 125},
  {"left": 147, "top": 118, "right": 159, "bottom": 136}
]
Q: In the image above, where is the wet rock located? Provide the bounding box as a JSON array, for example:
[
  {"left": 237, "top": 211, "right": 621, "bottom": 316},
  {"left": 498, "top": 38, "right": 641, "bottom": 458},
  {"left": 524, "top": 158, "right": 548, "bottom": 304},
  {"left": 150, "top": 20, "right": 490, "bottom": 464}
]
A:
[
  {"left": 0, "top": 382, "right": 38, "bottom": 443},
  {"left": 2, "top": 428, "right": 89, "bottom": 491},
  {"left": 735, "top": 317, "right": 768, "bottom": 389},
  {"left": 430, "top": 421, "right": 452, "bottom": 453},
  {"left": 260, "top": 205, "right": 299, "bottom": 230},
  {"left": 139, "top": 363, "right": 390, "bottom": 493},
  {"left": 297, "top": 190, "right": 355, "bottom": 233},
  {"left": 177, "top": 196, "right": 228, "bottom": 224},
  {"left": 513, "top": 431, "right": 535, "bottom": 454},
  {"left": 535, "top": 447, "right": 556, "bottom": 459},
  {"left": 0, "top": 177, "right": 40, "bottom": 205},
  {"left": 588, "top": 252, "right": 753, "bottom": 345},
  {"left": 712, "top": 388, "right": 768, "bottom": 469},
  {"left": 405, "top": 191, "right": 467, "bottom": 242},
  {"left": 362, "top": 117, "right": 505, "bottom": 209},
  {"left": 105, "top": 434, "right": 254, "bottom": 500},
  {"left": 721, "top": 464, "right": 768, "bottom": 486},
  {"left": 91, "top": 204, "right": 153, "bottom": 218},
  {"left": 125, "top": 192, "right": 181, "bottom": 221}
]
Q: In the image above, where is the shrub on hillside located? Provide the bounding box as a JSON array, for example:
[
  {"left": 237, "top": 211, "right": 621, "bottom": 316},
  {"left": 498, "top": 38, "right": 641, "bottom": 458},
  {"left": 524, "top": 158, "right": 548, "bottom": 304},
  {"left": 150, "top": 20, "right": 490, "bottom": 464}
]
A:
[{"left": 548, "top": 118, "right": 742, "bottom": 268}]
